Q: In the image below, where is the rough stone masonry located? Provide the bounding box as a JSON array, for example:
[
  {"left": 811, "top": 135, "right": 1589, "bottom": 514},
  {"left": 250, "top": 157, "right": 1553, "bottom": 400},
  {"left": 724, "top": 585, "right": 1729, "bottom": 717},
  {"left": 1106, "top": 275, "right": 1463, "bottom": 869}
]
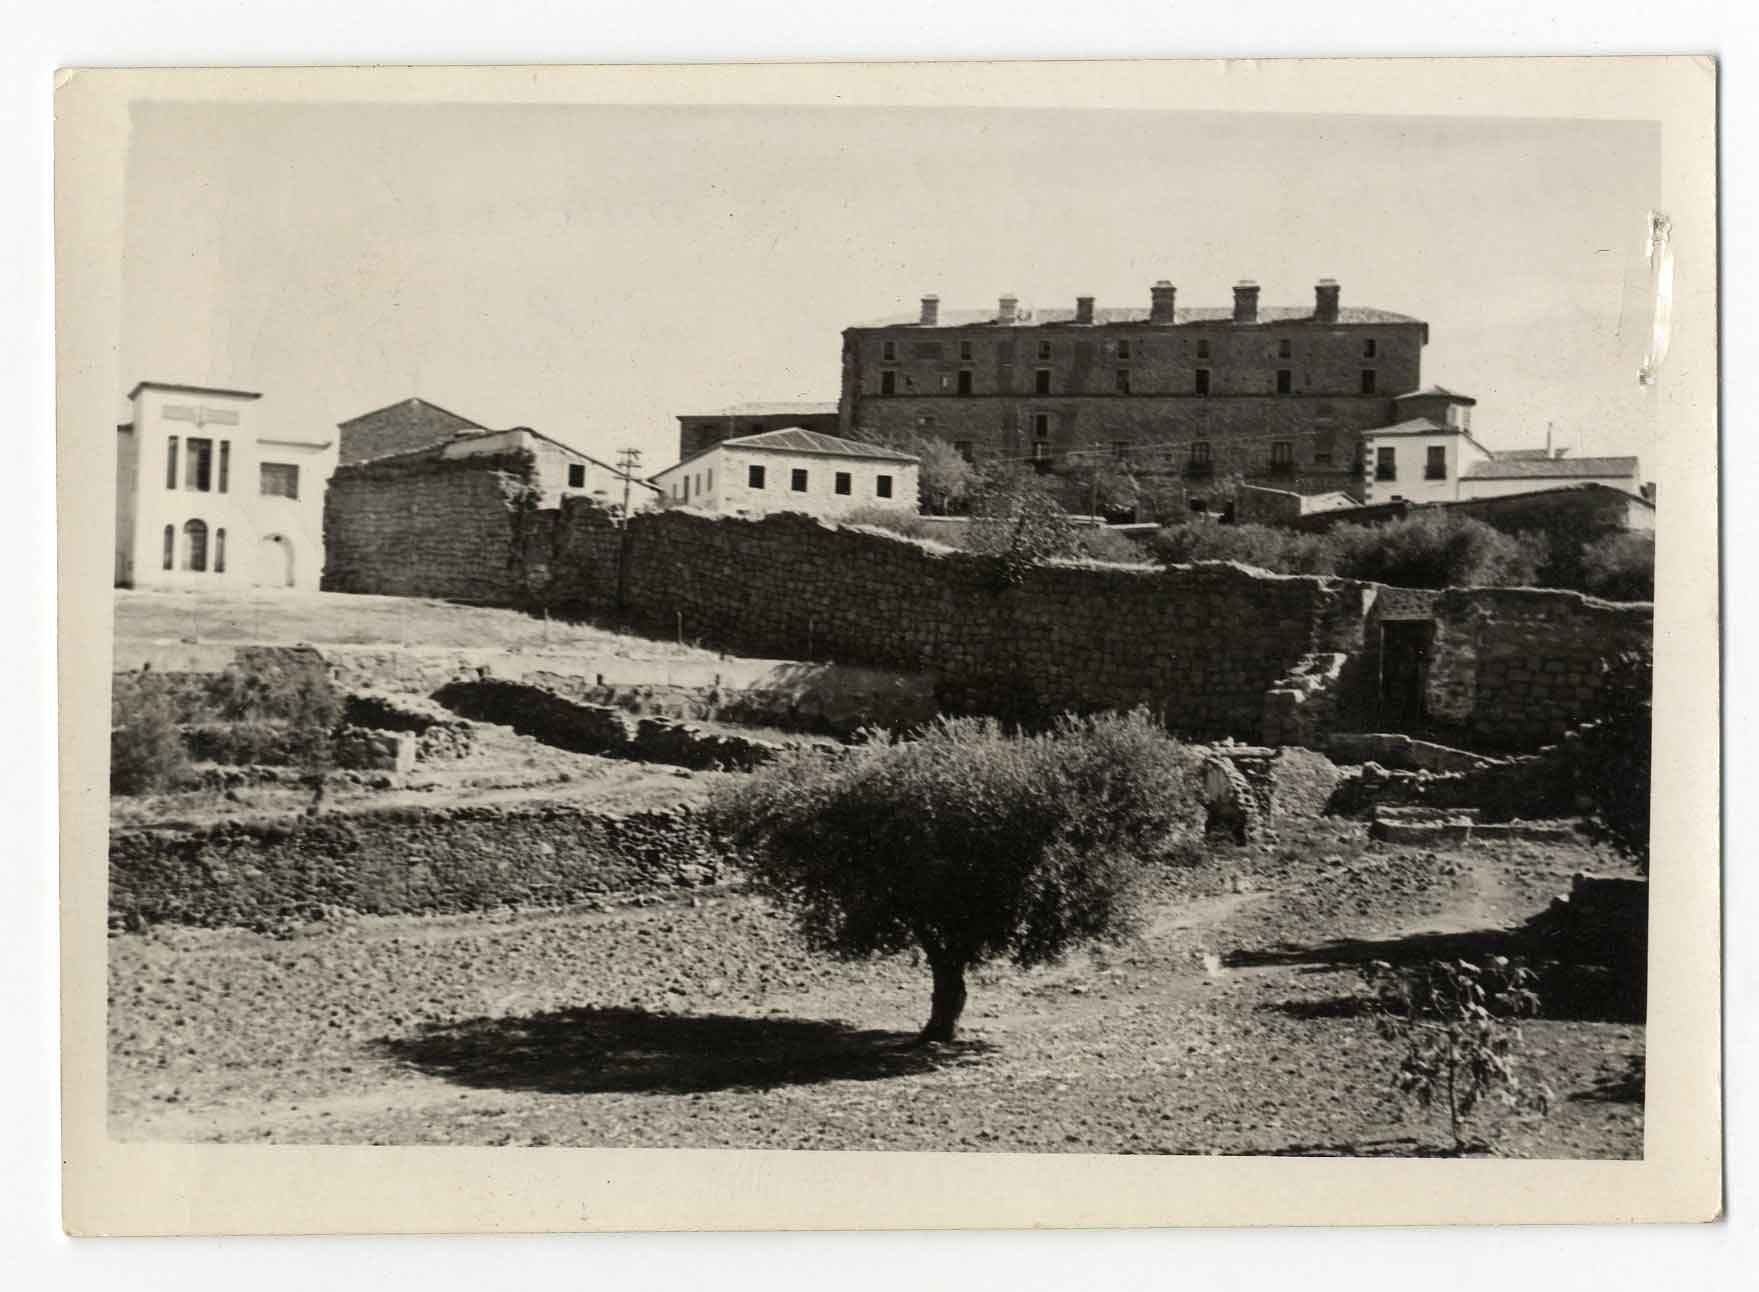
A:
[{"left": 324, "top": 465, "right": 1653, "bottom": 750}]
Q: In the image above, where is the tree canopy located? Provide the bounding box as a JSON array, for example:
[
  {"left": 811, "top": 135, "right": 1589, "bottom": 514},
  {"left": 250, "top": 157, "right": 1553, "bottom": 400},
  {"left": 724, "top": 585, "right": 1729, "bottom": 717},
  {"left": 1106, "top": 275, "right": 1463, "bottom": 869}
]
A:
[{"left": 710, "top": 710, "right": 1201, "bottom": 1042}]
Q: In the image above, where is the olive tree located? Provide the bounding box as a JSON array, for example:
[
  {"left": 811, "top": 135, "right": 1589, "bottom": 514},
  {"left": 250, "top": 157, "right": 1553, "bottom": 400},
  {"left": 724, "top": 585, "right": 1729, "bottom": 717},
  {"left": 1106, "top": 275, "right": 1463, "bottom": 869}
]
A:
[{"left": 710, "top": 711, "right": 1201, "bottom": 1043}]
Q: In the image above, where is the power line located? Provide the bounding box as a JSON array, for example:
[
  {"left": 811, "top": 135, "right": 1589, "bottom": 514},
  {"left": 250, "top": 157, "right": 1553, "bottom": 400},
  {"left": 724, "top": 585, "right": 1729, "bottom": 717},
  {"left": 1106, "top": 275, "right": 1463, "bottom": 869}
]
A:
[{"left": 614, "top": 446, "right": 644, "bottom": 522}]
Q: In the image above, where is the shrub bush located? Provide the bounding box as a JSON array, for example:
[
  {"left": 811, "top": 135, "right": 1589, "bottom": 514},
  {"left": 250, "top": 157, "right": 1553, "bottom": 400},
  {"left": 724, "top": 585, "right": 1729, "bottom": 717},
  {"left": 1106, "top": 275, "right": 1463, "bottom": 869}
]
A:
[
  {"left": 1149, "top": 522, "right": 1342, "bottom": 575},
  {"left": 1579, "top": 532, "right": 1655, "bottom": 602},
  {"left": 1148, "top": 512, "right": 1548, "bottom": 589},
  {"left": 110, "top": 679, "right": 192, "bottom": 796},
  {"left": 1331, "top": 513, "right": 1546, "bottom": 590},
  {"left": 712, "top": 709, "right": 1201, "bottom": 1042}
]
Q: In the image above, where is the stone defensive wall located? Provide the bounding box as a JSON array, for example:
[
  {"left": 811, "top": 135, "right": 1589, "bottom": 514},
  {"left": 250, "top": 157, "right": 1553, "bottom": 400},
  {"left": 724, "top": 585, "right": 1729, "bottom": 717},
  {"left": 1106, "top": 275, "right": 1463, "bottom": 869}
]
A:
[{"left": 322, "top": 471, "right": 1654, "bottom": 748}]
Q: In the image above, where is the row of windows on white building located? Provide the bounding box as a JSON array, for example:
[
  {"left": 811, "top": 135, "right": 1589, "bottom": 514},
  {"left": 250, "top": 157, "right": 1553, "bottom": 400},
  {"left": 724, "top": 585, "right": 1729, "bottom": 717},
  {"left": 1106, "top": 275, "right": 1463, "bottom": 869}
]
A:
[
  {"left": 670, "top": 464, "right": 898, "bottom": 502},
  {"left": 164, "top": 435, "right": 301, "bottom": 499},
  {"left": 163, "top": 519, "right": 225, "bottom": 572}
]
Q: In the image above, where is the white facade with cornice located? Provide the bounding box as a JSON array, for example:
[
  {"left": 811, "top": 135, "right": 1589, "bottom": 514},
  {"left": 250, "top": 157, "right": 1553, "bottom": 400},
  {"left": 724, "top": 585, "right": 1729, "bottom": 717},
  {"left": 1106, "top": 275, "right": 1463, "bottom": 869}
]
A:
[{"left": 115, "top": 382, "right": 338, "bottom": 590}]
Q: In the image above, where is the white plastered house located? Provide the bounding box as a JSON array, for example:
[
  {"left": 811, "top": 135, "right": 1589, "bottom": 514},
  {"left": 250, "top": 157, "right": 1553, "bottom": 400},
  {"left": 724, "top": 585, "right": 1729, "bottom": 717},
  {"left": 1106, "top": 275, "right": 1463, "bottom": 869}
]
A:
[
  {"left": 114, "top": 382, "right": 337, "bottom": 590},
  {"left": 651, "top": 428, "right": 920, "bottom": 519}
]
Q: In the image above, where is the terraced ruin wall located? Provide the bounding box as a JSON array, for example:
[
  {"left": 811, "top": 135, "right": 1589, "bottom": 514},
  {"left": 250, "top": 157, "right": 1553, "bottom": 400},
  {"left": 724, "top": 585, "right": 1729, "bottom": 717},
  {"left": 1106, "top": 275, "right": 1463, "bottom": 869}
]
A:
[{"left": 109, "top": 801, "right": 722, "bottom": 930}]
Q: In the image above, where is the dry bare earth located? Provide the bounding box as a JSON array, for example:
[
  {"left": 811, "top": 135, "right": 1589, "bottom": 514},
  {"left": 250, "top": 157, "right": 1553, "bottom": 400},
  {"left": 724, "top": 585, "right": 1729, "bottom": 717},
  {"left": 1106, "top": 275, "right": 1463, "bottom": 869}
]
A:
[{"left": 110, "top": 819, "right": 1644, "bottom": 1158}]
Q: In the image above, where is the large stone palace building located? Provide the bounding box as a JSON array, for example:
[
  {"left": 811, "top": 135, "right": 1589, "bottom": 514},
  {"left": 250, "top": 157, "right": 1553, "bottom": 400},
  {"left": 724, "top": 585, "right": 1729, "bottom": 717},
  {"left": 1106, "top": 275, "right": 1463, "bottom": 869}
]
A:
[{"left": 838, "top": 279, "right": 1440, "bottom": 503}]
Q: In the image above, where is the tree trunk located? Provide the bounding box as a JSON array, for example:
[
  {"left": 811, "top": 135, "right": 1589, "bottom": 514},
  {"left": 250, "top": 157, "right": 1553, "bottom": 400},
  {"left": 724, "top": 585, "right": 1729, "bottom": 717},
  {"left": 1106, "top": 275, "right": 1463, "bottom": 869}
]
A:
[{"left": 920, "top": 958, "right": 968, "bottom": 1044}]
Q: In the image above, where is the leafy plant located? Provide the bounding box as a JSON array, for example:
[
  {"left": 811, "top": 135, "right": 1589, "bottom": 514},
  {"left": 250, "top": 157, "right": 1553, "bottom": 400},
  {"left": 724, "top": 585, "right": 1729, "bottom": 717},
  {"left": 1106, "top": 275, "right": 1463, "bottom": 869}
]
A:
[
  {"left": 110, "top": 674, "right": 193, "bottom": 796},
  {"left": 1576, "top": 651, "right": 1653, "bottom": 872},
  {"left": 711, "top": 709, "right": 1200, "bottom": 1044},
  {"left": 1359, "top": 956, "right": 1553, "bottom": 1154},
  {"left": 1579, "top": 531, "right": 1655, "bottom": 602}
]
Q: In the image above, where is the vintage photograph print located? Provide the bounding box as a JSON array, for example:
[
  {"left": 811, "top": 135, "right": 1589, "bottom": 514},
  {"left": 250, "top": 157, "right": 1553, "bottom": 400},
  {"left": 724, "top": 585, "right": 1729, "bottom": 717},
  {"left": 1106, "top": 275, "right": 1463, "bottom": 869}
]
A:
[{"left": 59, "top": 59, "right": 1719, "bottom": 1232}]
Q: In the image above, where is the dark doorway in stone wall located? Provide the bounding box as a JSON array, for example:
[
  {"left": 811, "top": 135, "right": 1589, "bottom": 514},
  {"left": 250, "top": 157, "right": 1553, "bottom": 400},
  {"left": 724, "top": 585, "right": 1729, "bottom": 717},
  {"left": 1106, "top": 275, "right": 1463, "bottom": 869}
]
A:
[{"left": 1378, "top": 619, "right": 1433, "bottom": 729}]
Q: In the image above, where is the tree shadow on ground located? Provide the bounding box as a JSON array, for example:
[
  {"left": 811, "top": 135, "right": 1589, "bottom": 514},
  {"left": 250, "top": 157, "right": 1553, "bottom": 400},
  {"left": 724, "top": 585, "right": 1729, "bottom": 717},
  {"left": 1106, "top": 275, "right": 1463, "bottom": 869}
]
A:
[
  {"left": 374, "top": 1006, "right": 995, "bottom": 1096},
  {"left": 1232, "top": 926, "right": 1644, "bottom": 1024}
]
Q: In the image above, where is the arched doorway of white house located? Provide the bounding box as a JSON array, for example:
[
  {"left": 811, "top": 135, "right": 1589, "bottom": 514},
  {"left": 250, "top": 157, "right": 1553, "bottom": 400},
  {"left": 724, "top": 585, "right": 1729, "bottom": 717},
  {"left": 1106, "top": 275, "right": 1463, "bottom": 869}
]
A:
[{"left": 255, "top": 533, "right": 296, "bottom": 588}]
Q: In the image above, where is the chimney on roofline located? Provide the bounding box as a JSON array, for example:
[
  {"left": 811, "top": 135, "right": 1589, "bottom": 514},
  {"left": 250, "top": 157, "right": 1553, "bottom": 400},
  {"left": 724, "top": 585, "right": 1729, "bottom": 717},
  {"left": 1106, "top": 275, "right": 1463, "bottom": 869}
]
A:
[
  {"left": 1150, "top": 280, "right": 1177, "bottom": 324},
  {"left": 920, "top": 294, "right": 940, "bottom": 326},
  {"left": 1074, "top": 295, "right": 1095, "bottom": 325},
  {"left": 998, "top": 294, "right": 1019, "bottom": 325},
  {"left": 1233, "top": 280, "right": 1260, "bottom": 324},
  {"left": 1315, "top": 277, "right": 1340, "bottom": 324}
]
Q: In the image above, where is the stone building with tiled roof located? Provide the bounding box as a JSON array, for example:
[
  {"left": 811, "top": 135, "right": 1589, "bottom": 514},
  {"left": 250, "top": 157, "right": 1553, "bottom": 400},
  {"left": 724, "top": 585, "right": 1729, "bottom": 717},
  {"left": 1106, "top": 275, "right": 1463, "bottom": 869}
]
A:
[
  {"left": 675, "top": 400, "right": 841, "bottom": 461},
  {"left": 838, "top": 278, "right": 1432, "bottom": 508},
  {"left": 337, "top": 396, "right": 482, "bottom": 465}
]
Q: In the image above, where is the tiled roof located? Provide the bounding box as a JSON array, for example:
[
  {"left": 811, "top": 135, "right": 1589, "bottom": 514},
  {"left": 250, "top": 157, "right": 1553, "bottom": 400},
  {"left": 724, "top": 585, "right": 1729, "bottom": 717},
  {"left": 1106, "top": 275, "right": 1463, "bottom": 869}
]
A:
[
  {"left": 685, "top": 401, "right": 840, "bottom": 419},
  {"left": 723, "top": 428, "right": 918, "bottom": 460},
  {"left": 1462, "top": 457, "right": 1639, "bottom": 481},
  {"left": 1491, "top": 448, "right": 1557, "bottom": 462},
  {"left": 1395, "top": 385, "right": 1476, "bottom": 404},
  {"left": 850, "top": 305, "right": 1423, "bottom": 328},
  {"left": 336, "top": 397, "right": 482, "bottom": 465}
]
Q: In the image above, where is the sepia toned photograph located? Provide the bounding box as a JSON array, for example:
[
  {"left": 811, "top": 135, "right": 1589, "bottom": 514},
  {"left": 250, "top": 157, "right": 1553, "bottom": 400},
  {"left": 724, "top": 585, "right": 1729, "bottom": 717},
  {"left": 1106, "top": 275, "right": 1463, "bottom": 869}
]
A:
[{"left": 55, "top": 56, "right": 1720, "bottom": 1233}]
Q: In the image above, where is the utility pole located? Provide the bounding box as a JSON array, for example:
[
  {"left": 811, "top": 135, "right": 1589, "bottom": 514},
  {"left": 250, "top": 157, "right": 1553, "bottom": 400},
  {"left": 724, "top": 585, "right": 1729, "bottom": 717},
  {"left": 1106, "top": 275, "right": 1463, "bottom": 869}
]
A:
[{"left": 614, "top": 447, "right": 643, "bottom": 525}]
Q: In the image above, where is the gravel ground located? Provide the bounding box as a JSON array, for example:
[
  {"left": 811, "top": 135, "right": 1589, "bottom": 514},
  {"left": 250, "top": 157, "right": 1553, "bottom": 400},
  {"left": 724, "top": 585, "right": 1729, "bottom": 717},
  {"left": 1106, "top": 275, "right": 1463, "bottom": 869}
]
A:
[{"left": 108, "top": 818, "right": 1645, "bottom": 1158}]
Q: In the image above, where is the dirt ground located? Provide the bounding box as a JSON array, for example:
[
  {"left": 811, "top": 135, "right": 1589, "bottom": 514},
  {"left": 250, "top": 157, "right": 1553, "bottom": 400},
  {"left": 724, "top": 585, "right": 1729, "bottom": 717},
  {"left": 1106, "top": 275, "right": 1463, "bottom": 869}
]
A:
[
  {"left": 108, "top": 817, "right": 1645, "bottom": 1158},
  {"left": 114, "top": 586, "right": 720, "bottom": 658}
]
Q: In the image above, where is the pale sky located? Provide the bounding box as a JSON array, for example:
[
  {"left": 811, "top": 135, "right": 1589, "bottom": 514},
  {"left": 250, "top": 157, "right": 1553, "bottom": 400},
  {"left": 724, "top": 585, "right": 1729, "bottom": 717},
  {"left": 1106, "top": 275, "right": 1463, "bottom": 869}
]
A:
[{"left": 121, "top": 103, "right": 1660, "bottom": 471}]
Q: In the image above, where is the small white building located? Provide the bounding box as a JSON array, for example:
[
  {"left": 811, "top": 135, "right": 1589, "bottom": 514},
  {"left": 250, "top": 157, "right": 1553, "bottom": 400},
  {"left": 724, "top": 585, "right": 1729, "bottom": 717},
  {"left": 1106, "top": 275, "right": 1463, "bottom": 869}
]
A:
[
  {"left": 1360, "top": 416, "right": 1497, "bottom": 506},
  {"left": 114, "top": 382, "right": 337, "bottom": 590},
  {"left": 651, "top": 428, "right": 919, "bottom": 519},
  {"left": 435, "top": 427, "right": 658, "bottom": 510}
]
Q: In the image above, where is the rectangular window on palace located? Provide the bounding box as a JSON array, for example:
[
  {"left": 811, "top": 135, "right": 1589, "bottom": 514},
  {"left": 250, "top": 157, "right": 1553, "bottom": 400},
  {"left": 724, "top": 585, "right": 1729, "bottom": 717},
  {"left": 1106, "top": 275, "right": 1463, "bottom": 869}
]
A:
[
  {"left": 882, "top": 340, "right": 897, "bottom": 361},
  {"left": 1035, "top": 368, "right": 1052, "bottom": 395},
  {"left": 185, "top": 437, "right": 213, "bottom": 491},
  {"left": 1196, "top": 339, "right": 1210, "bottom": 359},
  {"left": 1032, "top": 413, "right": 1050, "bottom": 438},
  {"left": 880, "top": 370, "right": 897, "bottom": 395},
  {"left": 1361, "top": 369, "right": 1377, "bottom": 395},
  {"left": 1114, "top": 369, "right": 1131, "bottom": 394},
  {"left": 259, "top": 462, "right": 300, "bottom": 499},
  {"left": 1278, "top": 338, "right": 1293, "bottom": 359},
  {"left": 791, "top": 468, "right": 808, "bottom": 492},
  {"left": 1116, "top": 340, "right": 1132, "bottom": 360},
  {"left": 876, "top": 474, "right": 893, "bottom": 499},
  {"left": 748, "top": 464, "right": 765, "bottom": 489},
  {"left": 1038, "top": 340, "right": 1052, "bottom": 360},
  {"left": 1195, "top": 368, "right": 1211, "bottom": 396},
  {"left": 1364, "top": 338, "right": 1378, "bottom": 358},
  {"left": 959, "top": 340, "right": 974, "bottom": 361},
  {"left": 1271, "top": 441, "right": 1293, "bottom": 470},
  {"left": 957, "top": 369, "right": 973, "bottom": 395},
  {"left": 834, "top": 471, "right": 852, "bottom": 495},
  {"left": 1277, "top": 369, "right": 1293, "bottom": 394}
]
